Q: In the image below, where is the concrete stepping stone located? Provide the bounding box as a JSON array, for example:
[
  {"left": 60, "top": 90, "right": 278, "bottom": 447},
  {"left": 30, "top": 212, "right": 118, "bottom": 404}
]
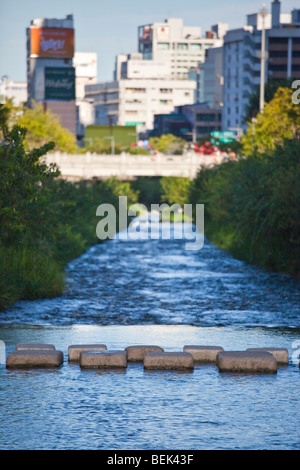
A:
[
  {"left": 246, "top": 348, "right": 289, "bottom": 364},
  {"left": 68, "top": 344, "right": 107, "bottom": 362},
  {"left": 6, "top": 350, "right": 63, "bottom": 369},
  {"left": 183, "top": 345, "right": 224, "bottom": 363},
  {"left": 80, "top": 350, "right": 127, "bottom": 369},
  {"left": 125, "top": 345, "right": 164, "bottom": 362},
  {"left": 144, "top": 352, "right": 194, "bottom": 370},
  {"left": 16, "top": 343, "right": 56, "bottom": 351},
  {"left": 216, "top": 351, "right": 277, "bottom": 373}
]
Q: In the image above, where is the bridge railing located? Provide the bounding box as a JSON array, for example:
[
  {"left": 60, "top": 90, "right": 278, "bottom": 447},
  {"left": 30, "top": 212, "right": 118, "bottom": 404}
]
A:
[{"left": 43, "top": 151, "right": 226, "bottom": 180}]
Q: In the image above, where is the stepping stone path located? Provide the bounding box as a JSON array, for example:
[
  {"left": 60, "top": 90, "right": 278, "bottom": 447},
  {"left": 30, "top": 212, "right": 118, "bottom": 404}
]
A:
[
  {"left": 183, "top": 345, "right": 224, "bottom": 363},
  {"left": 144, "top": 352, "right": 194, "bottom": 370},
  {"left": 68, "top": 344, "right": 107, "bottom": 362},
  {"left": 246, "top": 347, "right": 289, "bottom": 365},
  {"left": 125, "top": 345, "right": 164, "bottom": 362},
  {"left": 16, "top": 343, "right": 56, "bottom": 351},
  {"left": 216, "top": 351, "right": 278, "bottom": 373},
  {"left": 6, "top": 349, "right": 63, "bottom": 369},
  {"left": 5, "top": 342, "right": 297, "bottom": 373},
  {"left": 80, "top": 350, "right": 127, "bottom": 369}
]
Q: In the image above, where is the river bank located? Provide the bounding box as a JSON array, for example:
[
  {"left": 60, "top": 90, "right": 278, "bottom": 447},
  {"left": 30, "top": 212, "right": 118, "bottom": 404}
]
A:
[
  {"left": 0, "top": 179, "right": 138, "bottom": 311},
  {"left": 189, "top": 139, "right": 300, "bottom": 278}
]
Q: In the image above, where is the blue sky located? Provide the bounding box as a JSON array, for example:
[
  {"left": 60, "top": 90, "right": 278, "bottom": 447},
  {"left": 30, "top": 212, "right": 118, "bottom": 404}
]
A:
[{"left": 0, "top": 0, "right": 297, "bottom": 82}]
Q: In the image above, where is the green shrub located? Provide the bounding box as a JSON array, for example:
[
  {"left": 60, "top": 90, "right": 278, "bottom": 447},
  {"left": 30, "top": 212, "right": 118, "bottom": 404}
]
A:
[{"left": 190, "top": 139, "right": 300, "bottom": 276}]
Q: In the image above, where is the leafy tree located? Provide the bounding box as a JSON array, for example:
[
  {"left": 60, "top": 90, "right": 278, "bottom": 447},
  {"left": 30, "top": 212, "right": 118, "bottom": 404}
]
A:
[
  {"left": 0, "top": 100, "right": 20, "bottom": 137},
  {"left": 149, "top": 134, "right": 185, "bottom": 154},
  {"left": 0, "top": 103, "right": 140, "bottom": 309},
  {"left": 160, "top": 177, "right": 191, "bottom": 206},
  {"left": 131, "top": 177, "right": 162, "bottom": 207},
  {"left": 242, "top": 87, "right": 300, "bottom": 156},
  {"left": 244, "top": 79, "right": 294, "bottom": 123},
  {"left": 17, "top": 101, "right": 77, "bottom": 153},
  {"left": 84, "top": 136, "right": 124, "bottom": 154},
  {"left": 190, "top": 137, "right": 300, "bottom": 276},
  {"left": 0, "top": 123, "right": 57, "bottom": 246}
]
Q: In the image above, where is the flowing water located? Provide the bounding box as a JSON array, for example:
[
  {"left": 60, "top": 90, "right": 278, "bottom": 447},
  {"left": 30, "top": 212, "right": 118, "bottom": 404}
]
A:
[{"left": 0, "top": 222, "right": 299, "bottom": 449}]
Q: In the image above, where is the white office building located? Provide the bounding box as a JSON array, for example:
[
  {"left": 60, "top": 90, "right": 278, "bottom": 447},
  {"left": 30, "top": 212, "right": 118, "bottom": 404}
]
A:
[
  {"left": 138, "top": 18, "right": 223, "bottom": 79},
  {"left": 73, "top": 52, "right": 98, "bottom": 99},
  {"left": 85, "top": 54, "right": 196, "bottom": 132},
  {"left": 73, "top": 52, "right": 98, "bottom": 135}
]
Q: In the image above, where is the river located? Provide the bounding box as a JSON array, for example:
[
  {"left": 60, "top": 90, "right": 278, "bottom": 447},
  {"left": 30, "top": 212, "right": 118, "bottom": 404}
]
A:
[{"left": 0, "top": 222, "right": 299, "bottom": 449}]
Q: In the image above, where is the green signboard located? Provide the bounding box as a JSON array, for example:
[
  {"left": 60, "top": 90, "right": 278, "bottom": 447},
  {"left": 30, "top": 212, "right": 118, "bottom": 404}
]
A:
[
  {"left": 125, "top": 122, "right": 143, "bottom": 126},
  {"left": 211, "top": 131, "right": 236, "bottom": 144},
  {"left": 45, "top": 67, "right": 75, "bottom": 101}
]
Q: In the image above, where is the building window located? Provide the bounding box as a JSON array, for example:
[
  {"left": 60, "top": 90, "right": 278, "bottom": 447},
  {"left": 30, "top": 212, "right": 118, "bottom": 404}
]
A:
[
  {"left": 125, "top": 88, "right": 146, "bottom": 93},
  {"left": 190, "top": 44, "right": 201, "bottom": 51},
  {"left": 178, "top": 43, "right": 188, "bottom": 50},
  {"left": 197, "top": 126, "right": 215, "bottom": 134},
  {"left": 196, "top": 113, "right": 217, "bottom": 121},
  {"left": 157, "top": 43, "right": 170, "bottom": 50}
]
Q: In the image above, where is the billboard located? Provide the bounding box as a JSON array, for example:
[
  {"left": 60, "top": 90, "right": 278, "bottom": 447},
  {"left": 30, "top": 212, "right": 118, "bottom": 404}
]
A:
[
  {"left": 30, "top": 27, "right": 74, "bottom": 58},
  {"left": 45, "top": 67, "right": 75, "bottom": 101}
]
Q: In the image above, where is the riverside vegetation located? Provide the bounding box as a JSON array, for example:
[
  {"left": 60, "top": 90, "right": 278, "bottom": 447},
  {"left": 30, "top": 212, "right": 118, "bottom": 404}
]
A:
[
  {"left": 0, "top": 86, "right": 299, "bottom": 310},
  {"left": 0, "top": 104, "right": 138, "bottom": 310},
  {"left": 189, "top": 87, "right": 300, "bottom": 276}
]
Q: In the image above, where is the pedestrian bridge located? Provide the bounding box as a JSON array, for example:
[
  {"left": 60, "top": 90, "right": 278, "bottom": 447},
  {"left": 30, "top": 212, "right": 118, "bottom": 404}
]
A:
[{"left": 44, "top": 152, "right": 226, "bottom": 181}]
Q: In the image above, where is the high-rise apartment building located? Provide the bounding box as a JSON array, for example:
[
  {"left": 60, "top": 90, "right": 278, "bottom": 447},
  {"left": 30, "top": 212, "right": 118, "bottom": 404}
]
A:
[
  {"left": 268, "top": 4, "right": 300, "bottom": 82},
  {"left": 222, "top": 25, "right": 258, "bottom": 134},
  {"left": 203, "top": 46, "right": 224, "bottom": 109},
  {"left": 26, "top": 14, "right": 76, "bottom": 135},
  {"left": 222, "top": 1, "right": 300, "bottom": 134}
]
